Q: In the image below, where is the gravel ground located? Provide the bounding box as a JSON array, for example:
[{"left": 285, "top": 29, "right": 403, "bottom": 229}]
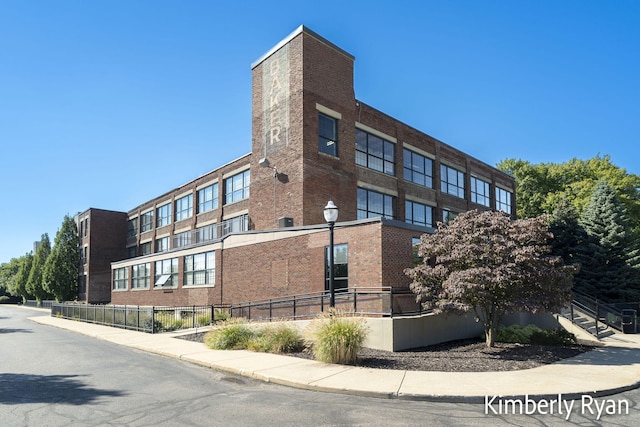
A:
[{"left": 177, "top": 333, "right": 596, "bottom": 372}]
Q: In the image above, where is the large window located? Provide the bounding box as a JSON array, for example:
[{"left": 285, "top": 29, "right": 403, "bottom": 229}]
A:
[
  {"left": 196, "top": 224, "right": 217, "bottom": 243},
  {"left": 132, "top": 263, "right": 150, "bottom": 289},
  {"left": 225, "top": 170, "right": 250, "bottom": 204},
  {"left": 184, "top": 251, "right": 215, "bottom": 286},
  {"left": 471, "top": 176, "right": 491, "bottom": 207},
  {"left": 198, "top": 183, "right": 218, "bottom": 213},
  {"left": 155, "top": 237, "right": 169, "bottom": 253},
  {"left": 403, "top": 149, "right": 433, "bottom": 188},
  {"left": 141, "top": 211, "right": 153, "bottom": 232},
  {"left": 406, "top": 201, "right": 433, "bottom": 228},
  {"left": 496, "top": 187, "right": 513, "bottom": 213},
  {"left": 357, "top": 188, "right": 395, "bottom": 219},
  {"left": 356, "top": 129, "right": 395, "bottom": 175},
  {"left": 156, "top": 204, "right": 171, "bottom": 227},
  {"left": 155, "top": 258, "right": 178, "bottom": 288},
  {"left": 175, "top": 194, "right": 193, "bottom": 221},
  {"left": 325, "top": 244, "right": 348, "bottom": 292},
  {"left": 113, "top": 267, "right": 128, "bottom": 290},
  {"left": 223, "top": 214, "right": 249, "bottom": 235},
  {"left": 440, "top": 164, "right": 465, "bottom": 198},
  {"left": 173, "top": 231, "right": 192, "bottom": 249},
  {"left": 318, "top": 113, "right": 338, "bottom": 157},
  {"left": 127, "top": 217, "right": 138, "bottom": 238},
  {"left": 140, "top": 242, "right": 152, "bottom": 256}
]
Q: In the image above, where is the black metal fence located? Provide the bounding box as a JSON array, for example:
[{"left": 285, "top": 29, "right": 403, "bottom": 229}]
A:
[
  {"left": 567, "top": 290, "right": 637, "bottom": 336},
  {"left": 228, "top": 288, "right": 425, "bottom": 321},
  {"left": 51, "top": 303, "right": 229, "bottom": 333},
  {"left": 25, "top": 300, "right": 55, "bottom": 309}
]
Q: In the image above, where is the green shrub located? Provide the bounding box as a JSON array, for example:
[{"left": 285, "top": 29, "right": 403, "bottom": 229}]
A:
[
  {"left": 195, "top": 314, "right": 212, "bottom": 326},
  {"left": 214, "top": 310, "right": 230, "bottom": 322},
  {"left": 0, "top": 296, "right": 9, "bottom": 303},
  {"left": 307, "top": 311, "right": 368, "bottom": 365},
  {"left": 204, "top": 319, "right": 254, "bottom": 350},
  {"left": 529, "top": 328, "right": 577, "bottom": 346},
  {"left": 495, "top": 324, "right": 543, "bottom": 344},
  {"left": 247, "top": 324, "right": 304, "bottom": 354},
  {"left": 160, "top": 318, "right": 185, "bottom": 332}
]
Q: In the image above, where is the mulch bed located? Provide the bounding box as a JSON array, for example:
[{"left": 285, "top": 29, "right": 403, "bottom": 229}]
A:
[{"left": 176, "top": 333, "right": 597, "bottom": 372}]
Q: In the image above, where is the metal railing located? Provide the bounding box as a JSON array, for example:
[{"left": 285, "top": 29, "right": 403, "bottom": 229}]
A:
[
  {"left": 565, "top": 290, "right": 630, "bottom": 337},
  {"left": 25, "top": 300, "right": 55, "bottom": 309},
  {"left": 51, "top": 303, "right": 230, "bottom": 333},
  {"left": 228, "top": 288, "right": 427, "bottom": 321}
]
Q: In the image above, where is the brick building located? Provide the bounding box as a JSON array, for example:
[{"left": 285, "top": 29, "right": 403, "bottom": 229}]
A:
[{"left": 78, "top": 26, "right": 515, "bottom": 307}]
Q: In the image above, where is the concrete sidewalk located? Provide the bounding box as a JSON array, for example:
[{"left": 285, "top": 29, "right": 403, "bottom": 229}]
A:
[{"left": 28, "top": 312, "right": 640, "bottom": 403}]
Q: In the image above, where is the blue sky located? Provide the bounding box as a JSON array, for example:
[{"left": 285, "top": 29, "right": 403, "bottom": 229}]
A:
[{"left": 1, "top": 0, "right": 639, "bottom": 262}]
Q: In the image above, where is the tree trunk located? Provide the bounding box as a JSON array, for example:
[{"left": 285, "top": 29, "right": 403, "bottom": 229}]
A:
[{"left": 485, "top": 326, "right": 495, "bottom": 348}]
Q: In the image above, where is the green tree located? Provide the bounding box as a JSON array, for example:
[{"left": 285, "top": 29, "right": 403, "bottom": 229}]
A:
[
  {"left": 497, "top": 155, "right": 640, "bottom": 234},
  {"left": 0, "top": 258, "right": 22, "bottom": 298},
  {"left": 406, "top": 210, "right": 576, "bottom": 348},
  {"left": 26, "top": 234, "right": 53, "bottom": 305},
  {"left": 578, "top": 180, "right": 640, "bottom": 301},
  {"left": 13, "top": 253, "right": 34, "bottom": 303},
  {"left": 44, "top": 215, "right": 79, "bottom": 302}
]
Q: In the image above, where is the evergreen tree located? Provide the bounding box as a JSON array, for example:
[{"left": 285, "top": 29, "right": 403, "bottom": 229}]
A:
[
  {"left": 579, "top": 180, "right": 639, "bottom": 301},
  {"left": 44, "top": 215, "right": 80, "bottom": 302},
  {"left": 26, "top": 233, "right": 53, "bottom": 304},
  {"left": 14, "top": 253, "right": 34, "bottom": 303}
]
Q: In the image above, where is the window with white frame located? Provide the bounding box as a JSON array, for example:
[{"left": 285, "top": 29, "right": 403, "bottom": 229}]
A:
[
  {"left": 405, "top": 201, "right": 434, "bottom": 228},
  {"left": 141, "top": 211, "right": 153, "bottom": 232},
  {"left": 113, "top": 267, "right": 128, "bottom": 290},
  {"left": 403, "top": 149, "right": 433, "bottom": 188},
  {"left": 156, "top": 204, "right": 171, "bottom": 227},
  {"left": 356, "top": 129, "right": 395, "bottom": 175},
  {"left": 225, "top": 170, "right": 250, "bottom": 204},
  {"left": 175, "top": 194, "right": 193, "bottom": 221},
  {"left": 184, "top": 251, "right": 215, "bottom": 286},
  {"left": 155, "top": 236, "right": 169, "bottom": 253},
  {"left": 471, "top": 176, "right": 491, "bottom": 207},
  {"left": 496, "top": 187, "right": 513, "bottom": 213},
  {"left": 132, "top": 263, "right": 150, "bottom": 289},
  {"left": 155, "top": 258, "right": 178, "bottom": 287},
  {"left": 198, "top": 183, "right": 218, "bottom": 213},
  {"left": 318, "top": 113, "right": 338, "bottom": 156},
  {"left": 440, "top": 164, "right": 465, "bottom": 198},
  {"left": 357, "top": 188, "right": 395, "bottom": 219}
]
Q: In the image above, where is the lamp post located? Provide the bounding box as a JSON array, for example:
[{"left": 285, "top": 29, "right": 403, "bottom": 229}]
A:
[{"left": 323, "top": 201, "right": 339, "bottom": 308}]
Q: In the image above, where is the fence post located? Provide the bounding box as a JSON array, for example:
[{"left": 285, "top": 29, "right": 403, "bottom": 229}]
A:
[
  {"left": 192, "top": 305, "right": 196, "bottom": 328},
  {"left": 293, "top": 298, "right": 296, "bottom": 320},
  {"left": 152, "top": 307, "right": 156, "bottom": 334},
  {"left": 353, "top": 291, "right": 358, "bottom": 314},
  {"left": 269, "top": 299, "right": 272, "bottom": 321},
  {"left": 211, "top": 305, "right": 215, "bottom": 325}
]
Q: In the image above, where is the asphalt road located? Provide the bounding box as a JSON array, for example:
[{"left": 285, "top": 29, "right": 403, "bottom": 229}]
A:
[{"left": 1, "top": 305, "right": 639, "bottom": 426}]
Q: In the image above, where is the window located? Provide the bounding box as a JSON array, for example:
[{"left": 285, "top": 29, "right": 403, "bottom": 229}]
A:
[
  {"left": 175, "top": 194, "right": 193, "bottom": 221},
  {"left": 184, "top": 251, "right": 215, "bottom": 286},
  {"left": 357, "top": 188, "right": 395, "bottom": 219},
  {"left": 496, "top": 187, "right": 513, "bottom": 213},
  {"left": 82, "top": 246, "right": 87, "bottom": 264},
  {"left": 406, "top": 201, "right": 433, "bottom": 228},
  {"left": 140, "top": 242, "right": 152, "bottom": 256},
  {"left": 173, "top": 231, "right": 192, "bottom": 249},
  {"left": 196, "top": 224, "right": 218, "bottom": 243},
  {"left": 318, "top": 113, "right": 338, "bottom": 156},
  {"left": 471, "top": 177, "right": 491, "bottom": 207},
  {"left": 443, "top": 209, "right": 459, "bottom": 223},
  {"left": 141, "top": 211, "right": 153, "bottom": 232},
  {"left": 325, "top": 244, "right": 348, "bottom": 292},
  {"left": 84, "top": 218, "right": 89, "bottom": 237},
  {"left": 132, "top": 263, "right": 150, "bottom": 289},
  {"left": 225, "top": 170, "right": 250, "bottom": 204},
  {"left": 440, "top": 164, "right": 465, "bottom": 198},
  {"left": 113, "top": 267, "right": 128, "bottom": 290},
  {"left": 126, "top": 246, "right": 137, "bottom": 258},
  {"left": 403, "top": 149, "right": 433, "bottom": 188},
  {"left": 223, "top": 214, "right": 249, "bottom": 235},
  {"left": 127, "top": 217, "right": 138, "bottom": 237},
  {"left": 155, "top": 236, "right": 169, "bottom": 253},
  {"left": 156, "top": 204, "right": 171, "bottom": 227},
  {"left": 412, "top": 237, "right": 423, "bottom": 267},
  {"left": 155, "top": 258, "right": 178, "bottom": 288},
  {"left": 356, "top": 129, "right": 395, "bottom": 175},
  {"left": 198, "top": 183, "right": 218, "bottom": 213}
]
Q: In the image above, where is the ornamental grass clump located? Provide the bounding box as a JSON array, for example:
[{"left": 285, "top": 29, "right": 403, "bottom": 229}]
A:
[
  {"left": 247, "top": 324, "right": 304, "bottom": 354},
  {"left": 307, "top": 311, "right": 368, "bottom": 365},
  {"left": 204, "top": 318, "right": 254, "bottom": 350}
]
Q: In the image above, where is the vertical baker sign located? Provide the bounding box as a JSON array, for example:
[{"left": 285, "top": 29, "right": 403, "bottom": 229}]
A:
[{"left": 262, "top": 44, "right": 289, "bottom": 156}]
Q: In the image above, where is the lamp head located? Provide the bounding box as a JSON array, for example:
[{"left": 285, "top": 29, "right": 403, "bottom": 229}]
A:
[{"left": 323, "top": 200, "right": 339, "bottom": 224}]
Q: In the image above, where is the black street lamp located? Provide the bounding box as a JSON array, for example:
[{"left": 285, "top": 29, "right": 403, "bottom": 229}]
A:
[{"left": 323, "top": 201, "right": 339, "bottom": 308}]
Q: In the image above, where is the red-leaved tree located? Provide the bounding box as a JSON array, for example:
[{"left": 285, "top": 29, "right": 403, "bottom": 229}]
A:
[{"left": 406, "top": 210, "right": 577, "bottom": 348}]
